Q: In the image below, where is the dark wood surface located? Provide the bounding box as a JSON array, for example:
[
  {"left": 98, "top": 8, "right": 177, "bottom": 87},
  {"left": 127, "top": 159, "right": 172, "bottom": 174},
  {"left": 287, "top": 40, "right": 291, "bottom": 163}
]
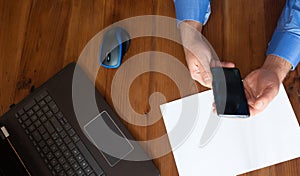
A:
[{"left": 0, "top": 0, "right": 299, "bottom": 175}]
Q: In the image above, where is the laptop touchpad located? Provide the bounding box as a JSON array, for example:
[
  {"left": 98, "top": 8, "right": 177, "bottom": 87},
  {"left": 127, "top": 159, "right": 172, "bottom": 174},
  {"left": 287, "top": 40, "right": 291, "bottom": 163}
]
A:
[{"left": 84, "top": 111, "right": 134, "bottom": 167}]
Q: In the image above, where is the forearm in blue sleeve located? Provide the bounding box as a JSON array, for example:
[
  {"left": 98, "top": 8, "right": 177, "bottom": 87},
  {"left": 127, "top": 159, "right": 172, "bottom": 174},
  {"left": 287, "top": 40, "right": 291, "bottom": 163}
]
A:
[
  {"left": 174, "top": 0, "right": 211, "bottom": 25},
  {"left": 266, "top": 0, "right": 300, "bottom": 69}
]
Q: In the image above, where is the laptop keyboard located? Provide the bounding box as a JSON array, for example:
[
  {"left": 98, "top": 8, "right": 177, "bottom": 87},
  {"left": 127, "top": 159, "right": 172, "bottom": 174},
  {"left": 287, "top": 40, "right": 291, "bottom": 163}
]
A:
[{"left": 15, "top": 91, "right": 105, "bottom": 176}]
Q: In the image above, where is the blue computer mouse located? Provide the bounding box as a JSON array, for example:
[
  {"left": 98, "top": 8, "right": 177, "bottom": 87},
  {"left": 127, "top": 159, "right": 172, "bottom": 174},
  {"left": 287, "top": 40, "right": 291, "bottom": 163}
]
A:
[{"left": 99, "top": 27, "right": 130, "bottom": 68}]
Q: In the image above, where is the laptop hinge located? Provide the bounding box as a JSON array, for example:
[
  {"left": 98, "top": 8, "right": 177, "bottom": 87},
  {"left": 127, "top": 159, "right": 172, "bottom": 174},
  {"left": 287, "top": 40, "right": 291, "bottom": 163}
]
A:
[{"left": 0, "top": 126, "right": 9, "bottom": 140}]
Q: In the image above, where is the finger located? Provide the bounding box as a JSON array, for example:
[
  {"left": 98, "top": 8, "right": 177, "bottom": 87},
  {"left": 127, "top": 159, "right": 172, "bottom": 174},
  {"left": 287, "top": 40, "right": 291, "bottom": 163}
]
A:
[
  {"left": 249, "top": 106, "right": 259, "bottom": 116},
  {"left": 220, "top": 61, "right": 235, "bottom": 68},
  {"left": 252, "top": 87, "right": 278, "bottom": 114},
  {"left": 200, "top": 64, "right": 213, "bottom": 88},
  {"left": 243, "top": 77, "right": 263, "bottom": 117},
  {"left": 188, "top": 59, "right": 212, "bottom": 88},
  {"left": 243, "top": 80, "right": 256, "bottom": 107},
  {"left": 190, "top": 68, "right": 212, "bottom": 88},
  {"left": 210, "top": 60, "right": 235, "bottom": 68},
  {"left": 212, "top": 102, "right": 217, "bottom": 113},
  {"left": 245, "top": 91, "right": 258, "bottom": 116}
]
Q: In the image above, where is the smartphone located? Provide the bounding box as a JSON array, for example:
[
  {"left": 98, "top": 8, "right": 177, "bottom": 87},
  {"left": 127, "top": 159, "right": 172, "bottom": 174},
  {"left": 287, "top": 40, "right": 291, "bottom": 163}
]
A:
[{"left": 211, "top": 67, "right": 250, "bottom": 118}]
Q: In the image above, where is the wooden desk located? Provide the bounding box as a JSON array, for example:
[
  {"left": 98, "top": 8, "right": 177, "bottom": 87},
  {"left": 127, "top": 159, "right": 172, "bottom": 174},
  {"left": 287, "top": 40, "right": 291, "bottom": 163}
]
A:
[{"left": 0, "top": 0, "right": 299, "bottom": 175}]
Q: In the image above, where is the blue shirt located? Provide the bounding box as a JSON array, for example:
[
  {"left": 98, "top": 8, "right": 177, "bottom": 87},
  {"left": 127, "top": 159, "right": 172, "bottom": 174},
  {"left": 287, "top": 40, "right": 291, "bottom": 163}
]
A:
[{"left": 174, "top": 0, "right": 300, "bottom": 69}]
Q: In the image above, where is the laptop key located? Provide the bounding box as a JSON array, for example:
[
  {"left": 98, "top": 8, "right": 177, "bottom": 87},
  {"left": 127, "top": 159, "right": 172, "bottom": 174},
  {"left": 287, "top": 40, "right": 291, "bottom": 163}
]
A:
[
  {"left": 15, "top": 114, "right": 19, "bottom": 119},
  {"left": 33, "top": 105, "right": 40, "bottom": 112},
  {"left": 39, "top": 100, "right": 46, "bottom": 107},
  {"left": 76, "top": 169, "right": 84, "bottom": 176},
  {"left": 21, "top": 114, "right": 29, "bottom": 121},
  {"left": 28, "top": 135, "right": 33, "bottom": 141},
  {"left": 46, "top": 111, "right": 54, "bottom": 118},
  {"left": 50, "top": 144, "right": 58, "bottom": 152},
  {"left": 38, "top": 141, "right": 46, "bottom": 148},
  {"left": 72, "top": 148, "right": 79, "bottom": 156},
  {"left": 76, "top": 141, "right": 104, "bottom": 176},
  {"left": 55, "top": 138, "right": 63, "bottom": 146},
  {"left": 24, "top": 119, "right": 32, "bottom": 126},
  {"left": 40, "top": 115, "right": 47, "bottom": 122},
  {"left": 18, "top": 109, "right": 25, "bottom": 116},
  {"left": 42, "top": 146, "right": 50, "bottom": 154},
  {"left": 42, "top": 106, "right": 50, "bottom": 113},
  {"left": 59, "top": 144, "right": 67, "bottom": 152},
  {"left": 31, "top": 115, "right": 38, "bottom": 121},
  {"left": 47, "top": 164, "right": 52, "bottom": 170},
  {"left": 27, "top": 109, "right": 34, "bottom": 116},
  {"left": 36, "top": 110, "right": 43, "bottom": 117},
  {"left": 80, "top": 160, "right": 88, "bottom": 168},
  {"left": 32, "top": 130, "right": 42, "bottom": 141},
  {"left": 72, "top": 135, "right": 80, "bottom": 143},
  {"left": 34, "top": 120, "right": 42, "bottom": 127},
  {"left": 50, "top": 117, "right": 63, "bottom": 132},
  {"left": 46, "top": 139, "right": 54, "bottom": 146},
  {"left": 63, "top": 162, "right": 71, "bottom": 170},
  {"left": 56, "top": 111, "right": 63, "bottom": 118},
  {"left": 42, "top": 132, "right": 50, "bottom": 140},
  {"left": 47, "top": 153, "right": 54, "bottom": 160},
  {"left": 54, "top": 164, "right": 63, "bottom": 173},
  {"left": 28, "top": 125, "right": 35, "bottom": 132},
  {"left": 68, "top": 143, "right": 75, "bottom": 150},
  {"left": 44, "top": 121, "right": 55, "bottom": 133},
  {"left": 68, "top": 156, "right": 76, "bottom": 164},
  {"left": 55, "top": 151, "right": 62, "bottom": 158},
  {"left": 38, "top": 126, "right": 46, "bottom": 134},
  {"left": 58, "top": 156, "right": 66, "bottom": 165},
  {"left": 84, "top": 166, "right": 92, "bottom": 175},
  {"left": 45, "top": 95, "right": 52, "bottom": 103},
  {"left": 40, "top": 153, "right": 45, "bottom": 158},
  {"left": 72, "top": 162, "right": 80, "bottom": 170},
  {"left": 24, "top": 100, "right": 36, "bottom": 111},
  {"left": 68, "top": 129, "right": 76, "bottom": 136},
  {"left": 17, "top": 118, "right": 22, "bottom": 123},
  {"left": 67, "top": 169, "right": 75, "bottom": 176},
  {"left": 49, "top": 101, "right": 59, "bottom": 113},
  {"left": 58, "top": 170, "right": 67, "bottom": 176},
  {"left": 60, "top": 131, "right": 67, "bottom": 138},
  {"left": 50, "top": 158, "right": 58, "bottom": 166},
  {"left": 63, "top": 136, "right": 72, "bottom": 144},
  {"left": 76, "top": 154, "right": 84, "bottom": 162},
  {"left": 65, "top": 151, "right": 72, "bottom": 158},
  {"left": 64, "top": 123, "right": 71, "bottom": 130},
  {"left": 36, "top": 146, "right": 41, "bottom": 152},
  {"left": 52, "top": 132, "right": 59, "bottom": 140},
  {"left": 35, "top": 91, "right": 48, "bottom": 102}
]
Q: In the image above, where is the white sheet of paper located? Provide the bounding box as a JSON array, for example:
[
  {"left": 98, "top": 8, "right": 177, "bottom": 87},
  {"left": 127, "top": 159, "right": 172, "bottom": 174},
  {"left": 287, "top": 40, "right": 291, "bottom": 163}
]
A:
[{"left": 160, "top": 85, "right": 300, "bottom": 176}]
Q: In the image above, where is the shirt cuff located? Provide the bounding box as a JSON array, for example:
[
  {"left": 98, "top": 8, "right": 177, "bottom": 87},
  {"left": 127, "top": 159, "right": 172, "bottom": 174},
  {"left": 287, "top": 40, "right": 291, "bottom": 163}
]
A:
[
  {"left": 174, "top": 0, "right": 211, "bottom": 26},
  {"left": 266, "top": 29, "right": 300, "bottom": 70}
]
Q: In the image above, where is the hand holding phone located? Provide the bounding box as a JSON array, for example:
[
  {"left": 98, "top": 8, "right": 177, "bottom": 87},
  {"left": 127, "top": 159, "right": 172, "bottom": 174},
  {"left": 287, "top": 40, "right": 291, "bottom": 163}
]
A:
[{"left": 211, "top": 67, "right": 250, "bottom": 118}]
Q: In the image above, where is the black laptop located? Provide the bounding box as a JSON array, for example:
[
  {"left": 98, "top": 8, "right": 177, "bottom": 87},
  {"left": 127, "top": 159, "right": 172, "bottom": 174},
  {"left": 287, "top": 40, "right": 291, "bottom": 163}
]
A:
[{"left": 0, "top": 62, "right": 160, "bottom": 176}]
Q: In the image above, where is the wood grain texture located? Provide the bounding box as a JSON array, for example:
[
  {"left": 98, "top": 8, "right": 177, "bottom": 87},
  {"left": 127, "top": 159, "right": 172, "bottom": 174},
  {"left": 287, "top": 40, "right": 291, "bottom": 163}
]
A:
[{"left": 0, "top": 0, "right": 299, "bottom": 176}]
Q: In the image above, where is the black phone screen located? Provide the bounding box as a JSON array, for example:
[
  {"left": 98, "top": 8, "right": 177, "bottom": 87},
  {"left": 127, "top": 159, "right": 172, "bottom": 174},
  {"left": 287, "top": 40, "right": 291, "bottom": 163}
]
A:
[{"left": 211, "top": 67, "right": 250, "bottom": 117}]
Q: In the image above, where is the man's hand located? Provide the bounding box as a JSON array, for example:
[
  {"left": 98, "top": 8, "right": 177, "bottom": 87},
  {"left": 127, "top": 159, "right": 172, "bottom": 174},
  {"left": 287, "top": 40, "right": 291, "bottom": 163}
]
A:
[
  {"left": 179, "top": 20, "right": 234, "bottom": 88},
  {"left": 243, "top": 55, "right": 292, "bottom": 116}
]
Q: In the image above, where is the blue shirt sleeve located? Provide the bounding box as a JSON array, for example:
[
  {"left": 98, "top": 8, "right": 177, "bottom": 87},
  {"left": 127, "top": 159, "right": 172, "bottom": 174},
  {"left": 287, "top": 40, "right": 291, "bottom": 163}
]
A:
[
  {"left": 266, "top": 0, "right": 300, "bottom": 69},
  {"left": 174, "top": 0, "right": 211, "bottom": 25}
]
